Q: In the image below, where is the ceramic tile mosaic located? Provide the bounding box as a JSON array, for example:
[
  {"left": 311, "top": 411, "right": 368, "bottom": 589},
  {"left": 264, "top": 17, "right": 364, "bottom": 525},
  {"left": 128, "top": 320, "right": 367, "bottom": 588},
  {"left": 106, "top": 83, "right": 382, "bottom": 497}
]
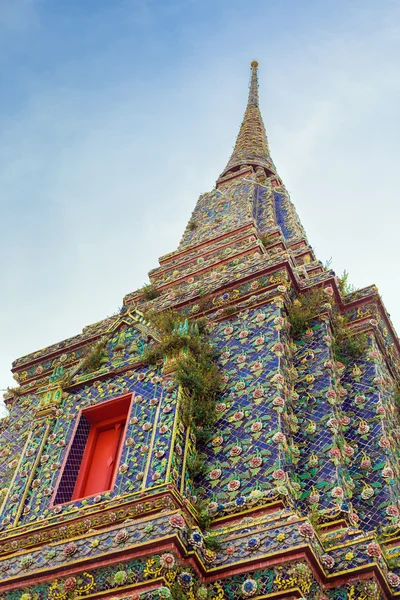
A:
[{"left": 1, "top": 62, "right": 400, "bottom": 600}]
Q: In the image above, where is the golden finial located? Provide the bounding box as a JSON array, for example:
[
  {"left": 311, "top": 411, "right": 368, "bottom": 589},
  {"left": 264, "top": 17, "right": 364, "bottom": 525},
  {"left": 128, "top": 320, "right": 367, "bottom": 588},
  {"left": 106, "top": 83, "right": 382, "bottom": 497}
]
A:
[{"left": 251, "top": 60, "right": 259, "bottom": 68}]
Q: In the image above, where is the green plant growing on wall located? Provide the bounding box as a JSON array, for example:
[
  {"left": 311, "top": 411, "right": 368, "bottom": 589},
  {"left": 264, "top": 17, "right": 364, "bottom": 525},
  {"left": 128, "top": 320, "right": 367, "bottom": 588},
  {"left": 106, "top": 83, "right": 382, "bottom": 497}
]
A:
[
  {"left": 222, "top": 305, "right": 237, "bottom": 317},
  {"left": 141, "top": 310, "right": 203, "bottom": 363},
  {"left": 193, "top": 497, "right": 212, "bottom": 530},
  {"left": 323, "top": 257, "right": 333, "bottom": 270},
  {"left": 175, "top": 351, "right": 221, "bottom": 437},
  {"left": 169, "top": 576, "right": 212, "bottom": 600},
  {"left": 143, "top": 311, "right": 221, "bottom": 530},
  {"left": 142, "top": 310, "right": 222, "bottom": 441},
  {"left": 203, "top": 534, "right": 222, "bottom": 551},
  {"left": 286, "top": 288, "right": 326, "bottom": 337},
  {"left": 186, "top": 452, "right": 206, "bottom": 479},
  {"left": 5, "top": 386, "right": 22, "bottom": 398},
  {"left": 287, "top": 288, "right": 368, "bottom": 360},
  {"left": 332, "top": 313, "right": 368, "bottom": 363},
  {"left": 168, "top": 583, "right": 187, "bottom": 600},
  {"left": 260, "top": 232, "right": 277, "bottom": 247},
  {"left": 81, "top": 338, "right": 108, "bottom": 374},
  {"left": 335, "top": 332, "right": 368, "bottom": 361},
  {"left": 393, "top": 386, "right": 400, "bottom": 412},
  {"left": 338, "top": 270, "right": 356, "bottom": 295},
  {"left": 60, "top": 371, "right": 73, "bottom": 390},
  {"left": 306, "top": 508, "right": 322, "bottom": 534},
  {"left": 140, "top": 282, "right": 161, "bottom": 301},
  {"left": 188, "top": 220, "right": 198, "bottom": 231}
]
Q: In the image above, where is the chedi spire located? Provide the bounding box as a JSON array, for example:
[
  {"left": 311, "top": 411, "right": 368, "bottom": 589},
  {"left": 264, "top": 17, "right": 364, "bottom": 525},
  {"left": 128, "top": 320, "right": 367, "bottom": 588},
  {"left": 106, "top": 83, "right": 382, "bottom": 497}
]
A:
[{"left": 217, "top": 60, "right": 279, "bottom": 184}]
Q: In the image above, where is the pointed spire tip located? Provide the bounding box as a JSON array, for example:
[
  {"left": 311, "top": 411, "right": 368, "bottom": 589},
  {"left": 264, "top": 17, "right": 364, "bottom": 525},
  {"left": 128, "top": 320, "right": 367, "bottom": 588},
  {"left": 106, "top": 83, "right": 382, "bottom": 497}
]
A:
[{"left": 217, "top": 59, "right": 278, "bottom": 184}]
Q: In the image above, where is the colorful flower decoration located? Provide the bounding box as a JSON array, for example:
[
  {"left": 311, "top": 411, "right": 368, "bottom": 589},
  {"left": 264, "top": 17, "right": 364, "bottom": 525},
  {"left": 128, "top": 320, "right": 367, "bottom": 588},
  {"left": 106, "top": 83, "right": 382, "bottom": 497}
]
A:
[{"left": 241, "top": 578, "right": 258, "bottom": 597}]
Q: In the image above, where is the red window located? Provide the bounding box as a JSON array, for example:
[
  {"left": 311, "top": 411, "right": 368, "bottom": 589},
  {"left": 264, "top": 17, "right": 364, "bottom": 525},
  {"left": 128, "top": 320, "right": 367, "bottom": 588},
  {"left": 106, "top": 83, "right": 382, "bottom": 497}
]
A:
[{"left": 53, "top": 394, "right": 132, "bottom": 505}]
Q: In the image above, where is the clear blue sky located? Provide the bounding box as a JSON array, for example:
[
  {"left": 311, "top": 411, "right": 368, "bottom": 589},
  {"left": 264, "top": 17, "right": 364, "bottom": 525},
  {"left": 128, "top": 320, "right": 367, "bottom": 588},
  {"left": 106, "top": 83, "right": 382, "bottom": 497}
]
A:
[{"left": 1, "top": 0, "right": 400, "bottom": 405}]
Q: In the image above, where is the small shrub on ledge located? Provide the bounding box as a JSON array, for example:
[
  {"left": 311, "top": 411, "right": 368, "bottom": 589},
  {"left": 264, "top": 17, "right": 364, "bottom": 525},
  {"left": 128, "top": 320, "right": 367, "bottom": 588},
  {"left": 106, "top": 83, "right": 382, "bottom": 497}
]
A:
[
  {"left": 286, "top": 288, "right": 326, "bottom": 337},
  {"left": 332, "top": 314, "right": 368, "bottom": 363},
  {"left": 260, "top": 232, "right": 278, "bottom": 247},
  {"left": 142, "top": 310, "right": 222, "bottom": 440},
  {"left": 186, "top": 452, "right": 206, "bottom": 479},
  {"left": 204, "top": 534, "right": 222, "bottom": 551},
  {"left": 337, "top": 269, "right": 356, "bottom": 295},
  {"left": 140, "top": 282, "right": 161, "bottom": 301},
  {"left": 4, "top": 386, "right": 22, "bottom": 400},
  {"left": 193, "top": 497, "right": 212, "bottom": 530},
  {"left": 80, "top": 338, "right": 108, "bottom": 374}
]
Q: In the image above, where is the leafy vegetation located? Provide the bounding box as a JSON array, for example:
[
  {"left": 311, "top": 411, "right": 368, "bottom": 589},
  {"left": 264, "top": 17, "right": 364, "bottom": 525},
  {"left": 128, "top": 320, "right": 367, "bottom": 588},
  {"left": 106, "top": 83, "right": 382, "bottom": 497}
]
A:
[
  {"left": 203, "top": 534, "right": 222, "bottom": 551},
  {"left": 140, "top": 282, "right": 161, "bottom": 301},
  {"left": 222, "top": 305, "right": 237, "bottom": 317},
  {"left": 169, "top": 578, "right": 211, "bottom": 600},
  {"left": 4, "top": 386, "right": 22, "bottom": 399},
  {"left": 286, "top": 288, "right": 326, "bottom": 337},
  {"left": 168, "top": 583, "right": 187, "bottom": 600},
  {"left": 331, "top": 313, "right": 368, "bottom": 363},
  {"left": 323, "top": 257, "right": 333, "bottom": 270},
  {"left": 193, "top": 497, "right": 212, "bottom": 530},
  {"left": 142, "top": 310, "right": 222, "bottom": 440},
  {"left": 287, "top": 288, "right": 368, "bottom": 360},
  {"left": 142, "top": 310, "right": 223, "bottom": 529},
  {"left": 80, "top": 338, "right": 108, "bottom": 374},
  {"left": 394, "top": 387, "right": 400, "bottom": 412},
  {"left": 307, "top": 507, "right": 323, "bottom": 534},
  {"left": 60, "top": 372, "right": 74, "bottom": 390},
  {"left": 186, "top": 452, "right": 206, "bottom": 479},
  {"left": 175, "top": 352, "right": 221, "bottom": 437},
  {"left": 260, "top": 232, "right": 277, "bottom": 247},
  {"left": 332, "top": 331, "right": 368, "bottom": 363},
  {"left": 337, "top": 270, "right": 356, "bottom": 295},
  {"left": 141, "top": 310, "right": 206, "bottom": 364}
]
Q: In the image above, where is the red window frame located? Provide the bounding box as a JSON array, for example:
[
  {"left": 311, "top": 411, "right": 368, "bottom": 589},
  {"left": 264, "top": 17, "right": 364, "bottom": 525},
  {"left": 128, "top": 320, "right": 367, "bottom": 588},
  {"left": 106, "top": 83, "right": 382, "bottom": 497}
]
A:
[{"left": 53, "top": 393, "right": 133, "bottom": 505}]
